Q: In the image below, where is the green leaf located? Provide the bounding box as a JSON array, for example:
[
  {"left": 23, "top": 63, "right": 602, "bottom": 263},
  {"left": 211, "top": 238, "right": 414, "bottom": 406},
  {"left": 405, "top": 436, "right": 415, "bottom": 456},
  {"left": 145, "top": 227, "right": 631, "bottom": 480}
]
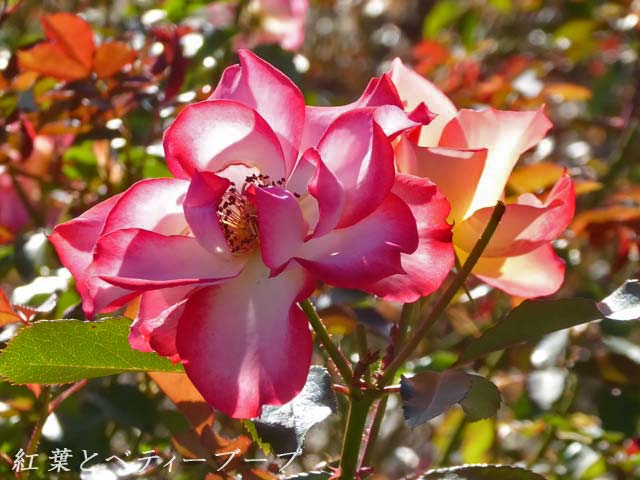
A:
[
  {"left": 460, "top": 375, "right": 501, "bottom": 422},
  {"left": 253, "top": 366, "right": 337, "bottom": 455},
  {"left": 423, "top": 0, "right": 467, "bottom": 38},
  {"left": 457, "top": 298, "right": 602, "bottom": 364},
  {"left": 419, "top": 464, "right": 546, "bottom": 479},
  {"left": 461, "top": 420, "right": 494, "bottom": 463},
  {"left": 401, "top": 370, "right": 500, "bottom": 427},
  {"left": 242, "top": 419, "right": 273, "bottom": 456},
  {"left": 0, "top": 318, "right": 183, "bottom": 384},
  {"left": 489, "top": 0, "right": 512, "bottom": 12},
  {"left": 401, "top": 370, "right": 471, "bottom": 427}
]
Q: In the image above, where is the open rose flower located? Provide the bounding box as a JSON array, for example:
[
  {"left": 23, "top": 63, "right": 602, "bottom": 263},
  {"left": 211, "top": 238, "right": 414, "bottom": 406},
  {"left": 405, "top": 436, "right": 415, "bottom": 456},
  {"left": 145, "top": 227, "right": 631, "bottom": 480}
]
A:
[
  {"left": 390, "top": 60, "right": 575, "bottom": 298},
  {"left": 49, "top": 51, "right": 453, "bottom": 418}
]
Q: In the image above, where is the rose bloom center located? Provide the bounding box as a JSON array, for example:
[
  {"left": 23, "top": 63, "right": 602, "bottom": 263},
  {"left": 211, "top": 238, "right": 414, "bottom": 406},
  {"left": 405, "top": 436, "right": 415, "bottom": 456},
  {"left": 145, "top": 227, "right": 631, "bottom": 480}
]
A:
[{"left": 216, "top": 173, "right": 290, "bottom": 254}]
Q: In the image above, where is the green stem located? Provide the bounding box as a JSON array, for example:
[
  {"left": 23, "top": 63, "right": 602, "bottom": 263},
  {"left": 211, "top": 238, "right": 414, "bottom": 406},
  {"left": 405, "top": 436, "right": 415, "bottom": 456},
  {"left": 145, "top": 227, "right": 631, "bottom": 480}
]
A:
[
  {"left": 360, "top": 395, "right": 389, "bottom": 468},
  {"left": 25, "top": 386, "right": 51, "bottom": 478},
  {"left": 355, "top": 324, "right": 371, "bottom": 383},
  {"left": 339, "top": 394, "right": 375, "bottom": 480},
  {"left": 378, "top": 201, "right": 506, "bottom": 386},
  {"left": 300, "top": 299, "right": 353, "bottom": 385},
  {"left": 397, "top": 301, "right": 419, "bottom": 347}
]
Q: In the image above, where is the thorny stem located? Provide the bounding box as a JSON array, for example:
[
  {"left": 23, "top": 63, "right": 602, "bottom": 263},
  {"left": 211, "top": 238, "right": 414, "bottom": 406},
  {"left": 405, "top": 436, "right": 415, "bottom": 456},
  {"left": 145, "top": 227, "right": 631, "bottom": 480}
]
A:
[
  {"left": 355, "top": 324, "right": 371, "bottom": 383},
  {"left": 300, "top": 299, "right": 353, "bottom": 386},
  {"left": 24, "top": 386, "right": 51, "bottom": 478},
  {"left": 48, "top": 380, "right": 88, "bottom": 414},
  {"left": 338, "top": 393, "right": 376, "bottom": 480},
  {"left": 378, "top": 201, "right": 506, "bottom": 386},
  {"left": 360, "top": 395, "right": 389, "bottom": 468},
  {"left": 304, "top": 202, "right": 506, "bottom": 479},
  {"left": 358, "top": 301, "right": 419, "bottom": 469}
]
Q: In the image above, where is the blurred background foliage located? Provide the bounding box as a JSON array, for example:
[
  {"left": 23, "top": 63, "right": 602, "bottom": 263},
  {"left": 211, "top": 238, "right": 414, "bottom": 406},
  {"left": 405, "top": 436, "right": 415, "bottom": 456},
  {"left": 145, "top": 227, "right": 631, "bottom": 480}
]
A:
[{"left": 2, "top": 0, "right": 640, "bottom": 479}]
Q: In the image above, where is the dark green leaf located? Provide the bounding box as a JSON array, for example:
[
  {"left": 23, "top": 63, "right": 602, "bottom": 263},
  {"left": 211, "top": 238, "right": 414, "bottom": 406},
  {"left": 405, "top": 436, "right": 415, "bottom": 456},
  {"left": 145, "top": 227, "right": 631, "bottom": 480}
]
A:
[
  {"left": 401, "top": 370, "right": 471, "bottom": 427},
  {"left": 460, "top": 375, "right": 501, "bottom": 422},
  {"left": 252, "top": 366, "right": 337, "bottom": 455},
  {"left": 457, "top": 299, "right": 602, "bottom": 364},
  {"left": 419, "top": 464, "right": 546, "bottom": 479},
  {"left": 402, "top": 371, "right": 501, "bottom": 426},
  {"left": 0, "top": 318, "right": 183, "bottom": 384}
]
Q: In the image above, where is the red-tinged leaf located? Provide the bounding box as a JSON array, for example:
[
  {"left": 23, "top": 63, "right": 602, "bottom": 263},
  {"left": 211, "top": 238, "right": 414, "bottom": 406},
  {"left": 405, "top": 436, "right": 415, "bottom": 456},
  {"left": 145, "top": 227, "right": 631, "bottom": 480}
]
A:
[
  {"left": 149, "top": 371, "right": 252, "bottom": 460},
  {"left": 571, "top": 205, "right": 640, "bottom": 234},
  {"left": 0, "top": 311, "right": 22, "bottom": 326},
  {"left": 18, "top": 44, "right": 90, "bottom": 81},
  {"left": 11, "top": 71, "right": 39, "bottom": 92},
  {"left": 26, "top": 384, "right": 42, "bottom": 398},
  {"left": 0, "top": 289, "right": 15, "bottom": 311},
  {"left": 0, "top": 224, "right": 12, "bottom": 245},
  {"left": 0, "top": 289, "right": 21, "bottom": 327},
  {"left": 148, "top": 371, "right": 213, "bottom": 434},
  {"left": 413, "top": 40, "right": 449, "bottom": 74},
  {"left": 41, "top": 13, "right": 94, "bottom": 71},
  {"left": 94, "top": 41, "right": 135, "bottom": 78},
  {"left": 500, "top": 55, "right": 531, "bottom": 79}
]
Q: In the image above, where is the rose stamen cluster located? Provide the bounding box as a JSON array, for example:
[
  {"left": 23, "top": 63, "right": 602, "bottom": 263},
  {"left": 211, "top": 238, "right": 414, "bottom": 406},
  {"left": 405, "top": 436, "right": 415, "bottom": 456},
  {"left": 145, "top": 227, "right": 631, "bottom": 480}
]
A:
[{"left": 217, "top": 184, "right": 260, "bottom": 255}]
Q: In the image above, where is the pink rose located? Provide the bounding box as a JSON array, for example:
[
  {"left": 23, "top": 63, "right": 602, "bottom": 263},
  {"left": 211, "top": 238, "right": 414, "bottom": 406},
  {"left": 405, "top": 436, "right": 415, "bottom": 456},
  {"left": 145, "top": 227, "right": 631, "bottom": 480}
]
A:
[
  {"left": 50, "top": 51, "right": 453, "bottom": 418},
  {"left": 390, "top": 59, "right": 575, "bottom": 298}
]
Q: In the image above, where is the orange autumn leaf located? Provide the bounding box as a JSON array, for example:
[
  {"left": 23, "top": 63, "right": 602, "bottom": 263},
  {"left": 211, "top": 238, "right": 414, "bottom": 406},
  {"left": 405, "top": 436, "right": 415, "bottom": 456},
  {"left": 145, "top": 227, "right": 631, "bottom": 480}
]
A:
[
  {"left": 149, "top": 371, "right": 213, "bottom": 434},
  {"left": 18, "top": 43, "right": 90, "bottom": 81},
  {"left": 11, "top": 71, "right": 39, "bottom": 92},
  {"left": 0, "top": 224, "right": 13, "bottom": 245},
  {"left": 18, "top": 14, "right": 94, "bottom": 81},
  {"left": 544, "top": 82, "right": 592, "bottom": 101},
  {"left": 41, "top": 13, "right": 94, "bottom": 70},
  {"left": 94, "top": 41, "right": 136, "bottom": 78},
  {"left": 571, "top": 205, "right": 640, "bottom": 234},
  {"left": 149, "top": 371, "right": 252, "bottom": 460},
  {"left": 573, "top": 179, "right": 602, "bottom": 196},
  {"left": 507, "top": 162, "right": 565, "bottom": 195},
  {"left": 0, "top": 288, "right": 22, "bottom": 327},
  {"left": 18, "top": 13, "right": 134, "bottom": 81}
]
